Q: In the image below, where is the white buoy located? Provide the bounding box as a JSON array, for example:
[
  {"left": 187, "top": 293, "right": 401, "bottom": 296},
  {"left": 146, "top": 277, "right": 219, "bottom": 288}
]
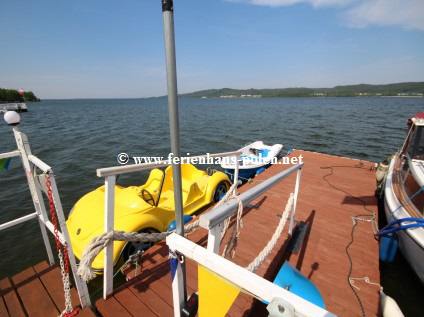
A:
[
  {"left": 3, "top": 111, "right": 21, "bottom": 126},
  {"left": 376, "top": 160, "right": 389, "bottom": 186},
  {"left": 380, "top": 290, "right": 404, "bottom": 317}
]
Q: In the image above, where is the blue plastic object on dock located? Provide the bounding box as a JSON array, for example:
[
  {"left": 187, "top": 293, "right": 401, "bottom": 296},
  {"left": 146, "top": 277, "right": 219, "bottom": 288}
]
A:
[
  {"left": 167, "top": 215, "right": 193, "bottom": 231},
  {"left": 264, "top": 261, "right": 326, "bottom": 309},
  {"left": 379, "top": 233, "right": 398, "bottom": 263}
]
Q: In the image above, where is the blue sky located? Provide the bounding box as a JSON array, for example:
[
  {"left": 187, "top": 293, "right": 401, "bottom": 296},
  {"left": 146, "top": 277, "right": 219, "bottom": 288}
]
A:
[{"left": 1, "top": 0, "right": 423, "bottom": 99}]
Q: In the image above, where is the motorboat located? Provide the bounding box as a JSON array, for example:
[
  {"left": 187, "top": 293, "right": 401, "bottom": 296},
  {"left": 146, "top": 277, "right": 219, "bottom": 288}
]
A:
[{"left": 379, "top": 112, "right": 424, "bottom": 283}]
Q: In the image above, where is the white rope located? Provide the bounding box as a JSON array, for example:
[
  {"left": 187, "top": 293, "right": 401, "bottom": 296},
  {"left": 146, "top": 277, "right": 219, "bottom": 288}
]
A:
[
  {"left": 349, "top": 276, "right": 382, "bottom": 291},
  {"left": 352, "top": 215, "right": 378, "bottom": 235},
  {"left": 220, "top": 184, "right": 239, "bottom": 240},
  {"left": 216, "top": 181, "right": 239, "bottom": 207},
  {"left": 246, "top": 193, "right": 294, "bottom": 272},
  {"left": 221, "top": 194, "right": 244, "bottom": 258},
  {"left": 78, "top": 230, "right": 181, "bottom": 282}
]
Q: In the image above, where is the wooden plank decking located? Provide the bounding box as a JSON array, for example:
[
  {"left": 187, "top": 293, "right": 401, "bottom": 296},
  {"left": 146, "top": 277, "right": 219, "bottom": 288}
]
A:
[
  {"left": 95, "top": 150, "right": 381, "bottom": 317},
  {"left": 0, "top": 261, "right": 95, "bottom": 317}
]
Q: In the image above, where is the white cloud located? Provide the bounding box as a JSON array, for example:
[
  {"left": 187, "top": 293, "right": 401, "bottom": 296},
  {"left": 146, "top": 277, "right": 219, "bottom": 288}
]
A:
[
  {"left": 228, "top": 0, "right": 424, "bottom": 31},
  {"left": 231, "top": 0, "right": 353, "bottom": 8},
  {"left": 346, "top": 0, "right": 424, "bottom": 31}
]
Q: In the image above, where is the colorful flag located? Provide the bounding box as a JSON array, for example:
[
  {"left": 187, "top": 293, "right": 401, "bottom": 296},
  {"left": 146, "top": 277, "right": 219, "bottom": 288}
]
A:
[{"left": 198, "top": 265, "right": 240, "bottom": 317}]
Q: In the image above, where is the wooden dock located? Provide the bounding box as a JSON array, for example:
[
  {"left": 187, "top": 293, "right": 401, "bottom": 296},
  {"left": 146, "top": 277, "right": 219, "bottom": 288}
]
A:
[
  {"left": 0, "top": 261, "right": 95, "bottom": 317},
  {"left": 95, "top": 150, "right": 381, "bottom": 317}
]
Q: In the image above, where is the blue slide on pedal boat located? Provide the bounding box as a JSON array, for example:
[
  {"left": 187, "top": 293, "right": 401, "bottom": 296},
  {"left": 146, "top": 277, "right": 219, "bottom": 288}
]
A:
[
  {"left": 221, "top": 141, "right": 283, "bottom": 182},
  {"left": 269, "top": 261, "right": 326, "bottom": 309}
]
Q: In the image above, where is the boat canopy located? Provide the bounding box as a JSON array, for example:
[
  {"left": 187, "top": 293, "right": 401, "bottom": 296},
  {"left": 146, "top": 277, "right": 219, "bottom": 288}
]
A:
[
  {"left": 406, "top": 123, "right": 424, "bottom": 161},
  {"left": 408, "top": 112, "right": 424, "bottom": 126},
  {"left": 400, "top": 119, "right": 424, "bottom": 213}
]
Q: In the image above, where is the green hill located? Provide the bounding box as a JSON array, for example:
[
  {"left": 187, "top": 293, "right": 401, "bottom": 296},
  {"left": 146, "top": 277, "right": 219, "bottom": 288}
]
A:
[
  {"left": 0, "top": 88, "right": 40, "bottom": 103},
  {"left": 179, "top": 82, "right": 424, "bottom": 98}
]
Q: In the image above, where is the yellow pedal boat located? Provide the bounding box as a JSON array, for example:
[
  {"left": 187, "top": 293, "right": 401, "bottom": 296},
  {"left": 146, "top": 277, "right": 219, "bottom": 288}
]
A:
[{"left": 66, "top": 164, "right": 230, "bottom": 272}]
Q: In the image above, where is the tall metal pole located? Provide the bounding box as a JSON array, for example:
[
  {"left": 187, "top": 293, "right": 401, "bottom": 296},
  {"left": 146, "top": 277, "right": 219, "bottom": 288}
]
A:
[
  {"left": 161, "top": 0, "right": 187, "bottom": 306},
  {"left": 162, "top": 0, "right": 184, "bottom": 237}
]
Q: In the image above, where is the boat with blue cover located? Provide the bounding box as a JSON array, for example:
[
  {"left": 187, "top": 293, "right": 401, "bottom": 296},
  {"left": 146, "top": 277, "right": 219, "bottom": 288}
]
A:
[{"left": 221, "top": 141, "right": 283, "bottom": 181}]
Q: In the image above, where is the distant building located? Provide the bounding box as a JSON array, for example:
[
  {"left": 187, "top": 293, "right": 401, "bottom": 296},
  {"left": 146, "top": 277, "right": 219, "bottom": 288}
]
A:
[{"left": 397, "top": 93, "right": 423, "bottom": 97}]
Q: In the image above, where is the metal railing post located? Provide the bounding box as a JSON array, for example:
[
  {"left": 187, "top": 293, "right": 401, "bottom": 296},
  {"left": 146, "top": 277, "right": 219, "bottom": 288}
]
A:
[
  {"left": 234, "top": 155, "right": 239, "bottom": 186},
  {"left": 170, "top": 248, "right": 185, "bottom": 317},
  {"left": 48, "top": 174, "right": 91, "bottom": 307},
  {"left": 161, "top": 0, "right": 189, "bottom": 304},
  {"left": 13, "top": 129, "right": 55, "bottom": 265},
  {"left": 2, "top": 129, "right": 92, "bottom": 307},
  {"left": 103, "top": 175, "right": 116, "bottom": 299},
  {"left": 206, "top": 223, "right": 223, "bottom": 254}
]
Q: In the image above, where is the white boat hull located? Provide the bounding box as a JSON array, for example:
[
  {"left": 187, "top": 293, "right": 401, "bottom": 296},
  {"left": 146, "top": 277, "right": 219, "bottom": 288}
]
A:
[{"left": 383, "top": 157, "right": 424, "bottom": 284}]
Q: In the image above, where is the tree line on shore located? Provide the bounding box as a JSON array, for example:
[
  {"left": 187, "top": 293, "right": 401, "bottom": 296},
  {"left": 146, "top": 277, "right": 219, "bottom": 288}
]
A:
[
  {"left": 180, "top": 82, "right": 424, "bottom": 98},
  {"left": 0, "top": 88, "right": 40, "bottom": 103}
]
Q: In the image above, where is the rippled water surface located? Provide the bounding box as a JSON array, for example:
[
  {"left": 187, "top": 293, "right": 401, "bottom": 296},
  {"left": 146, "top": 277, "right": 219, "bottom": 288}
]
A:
[{"left": 0, "top": 97, "right": 423, "bottom": 312}]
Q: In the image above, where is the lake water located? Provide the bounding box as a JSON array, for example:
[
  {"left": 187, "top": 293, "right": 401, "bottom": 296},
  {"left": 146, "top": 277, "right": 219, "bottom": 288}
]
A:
[{"left": 1, "top": 97, "right": 423, "bottom": 314}]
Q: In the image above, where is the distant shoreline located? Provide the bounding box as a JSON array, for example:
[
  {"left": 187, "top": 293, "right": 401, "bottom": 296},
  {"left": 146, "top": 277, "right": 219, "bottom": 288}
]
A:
[
  {"left": 192, "top": 95, "right": 424, "bottom": 99},
  {"left": 383, "top": 95, "right": 424, "bottom": 98},
  {"left": 37, "top": 95, "right": 424, "bottom": 101},
  {"left": 179, "top": 81, "right": 424, "bottom": 99}
]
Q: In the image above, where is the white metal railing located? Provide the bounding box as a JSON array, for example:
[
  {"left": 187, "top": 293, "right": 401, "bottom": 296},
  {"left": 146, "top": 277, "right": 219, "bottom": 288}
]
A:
[
  {"left": 0, "top": 150, "right": 20, "bottom": 159},
  {"left": 96, "top": 150, "right": 242, "bottom": 299},
  {"left": 166, "top": 233, "right": 336, "bottom": 317},
  {"left": 164, "top": 162, "right": 303, "bottom": 316},
  {"left": 0, "top": 103, "right": 27, "bottom": 111},
  {"left": 199, "top": 163, "right": 303, "bottom": 254},
  {"left": 0, "top": 127, "right": 91, "bottom": 308}
]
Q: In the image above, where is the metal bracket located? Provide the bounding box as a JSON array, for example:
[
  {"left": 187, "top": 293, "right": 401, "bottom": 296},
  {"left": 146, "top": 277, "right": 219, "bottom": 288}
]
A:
[
  {"left": 267, "top": 297, "right": 295, "bottom": 317},
  {"left": 286, "top": 221, "right": 309, "bottom": 255}
]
